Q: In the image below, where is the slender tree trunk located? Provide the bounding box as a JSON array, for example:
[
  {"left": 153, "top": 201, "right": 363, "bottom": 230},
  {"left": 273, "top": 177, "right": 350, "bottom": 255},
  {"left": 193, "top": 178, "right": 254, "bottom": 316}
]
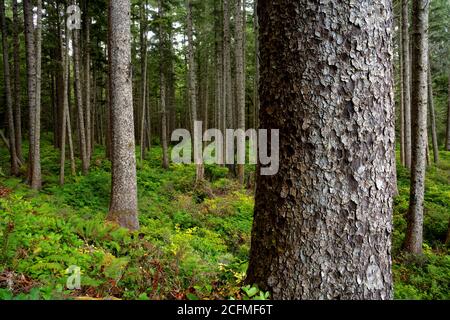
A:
[
  {"left": 91, "top": 67, "right": 97, "bottom": 148},
  {"left": 398, "top": 8, "right": 405, "bottom": 166},
  {"left": 428, "top": 68, "right": 439, "bottom": 164},
  {"left": 402, "top": 0, "right": 412, "bottom": 169},
  {"left": 12, "top": 0, "right": 22, "bottom": 162},
  {"left": 0, "top": 0, "right": 19, "bottom": 176},
  {"left": 187, "top": 0, "right": 204, "bottom": 182},
  {"left": 404, "top": 0, "right": 429, "bottom": 255},
  {"left": 140, "top": 2, "right": 148, "bottom": 164},
  {"left": 67, "top": 42, "right": 76, "bottom": 177},
  {"left": 73, "top": 20, "right": 89, "bottom": 175},
  {"left": 107, "top": 0, "right": 139, "bottom": 231},
  {"left": 223, "top": 0, "right": 232, "bottom": 130},
  {"left": 24, "top": 0, "right": 36, "bottom": 185},
  {"left": 60, "top": 24, "right": 69, "bottom": 186},
  {"left": 214, "top": 0, "right": 224, "bottom": 153},
  {"left": 253, "top": 0, "right": 259, "bottom": 130},
  {"left": 85, "top": 11, "right": 92, "bottom": 160},
  {"left": 235, "top": 0, "right": 245, "bottom": 184},
  {"left": 246, "top": 0, "right": 395, "bottom": 300},
  {"left": 32, "top": 0, "right": 43, "bottom": 189},
  {"left": 159, "top": 0, "right": 169, "bottom": 170}
]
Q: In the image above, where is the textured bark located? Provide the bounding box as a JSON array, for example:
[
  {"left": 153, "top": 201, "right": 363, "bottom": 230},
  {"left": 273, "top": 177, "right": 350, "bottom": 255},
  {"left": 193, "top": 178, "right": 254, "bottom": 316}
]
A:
[
  {"left": 107, "top": 0, "right": 139, "bottom": 231},
  {"left": 402, "top": 0, "right": 412, "bottom": 169},
  {"left": 24, "top": 0, "right": 36, "bottom": 184},
  {"left": 33, "top": 0, "right": 42, "bottom": 189},
  {"left": 404, "top": 0, "right": 429, "bottom": 255},
  {"left": 12, "top": 0, "right": 22, "bottom": 162},
  {"left": 235, "top": 0, "right": 245, "bottom": 184},
  {"left": 0, "top": 0, "right": 19, "bottom": 176},
  {"left": 187, "top": 0, "right": 204, "bottom": 182},
  {"left": 247, "top": 0, "right": 395, "bottom": 300},
  {"left": 428, "top": 68, "right": 438, "bottom": 164},
  {"left": 159, "top": 0, "right": 169, "bottom": 170}
]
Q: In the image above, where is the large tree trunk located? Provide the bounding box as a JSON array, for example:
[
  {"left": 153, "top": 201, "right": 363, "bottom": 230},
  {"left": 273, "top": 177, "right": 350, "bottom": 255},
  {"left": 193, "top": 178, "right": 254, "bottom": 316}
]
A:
[
  {"left": 402, "top": 0, "right": 412, "bottom": 169},
  {"left": 0, "top": 0, "right": 19, "bottom": 176},
  {"left": 12, "top": 0, "right": 22, "bottom": 162},
  {"left": 235, "top": 0, "right": 245, "bottom": 184},
  {"left": 404, "top": 0, "right": 429, "bottom": 255},
  {"left": 107, "top": 0, "right": 139, "bottom": 231},
  {"left": 187, "top": 0, "right": 204, "bottom": 182},
  {"left": 246, "top": 0, "right": 395, "bottom": 300},
  {"left": 428, "top": 68, "right": 439, "bottom": 164}
]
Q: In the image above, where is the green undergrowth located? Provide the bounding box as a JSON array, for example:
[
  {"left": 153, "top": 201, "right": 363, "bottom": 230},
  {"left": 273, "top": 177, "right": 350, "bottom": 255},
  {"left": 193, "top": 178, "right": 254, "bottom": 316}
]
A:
[
  {"left": 393, "top": 150, "right": 450, "bottom": 300},
  {"left": 0, "top": 139, "right": 448, "bottom": 300}
]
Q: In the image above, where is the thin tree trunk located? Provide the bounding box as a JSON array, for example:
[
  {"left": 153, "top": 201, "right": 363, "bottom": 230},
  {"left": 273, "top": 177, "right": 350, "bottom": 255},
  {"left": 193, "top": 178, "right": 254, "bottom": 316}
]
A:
[
  {"left": 235, "top": 0, "right": 245, "bottom": 184},
  {"left": 32, "top": 0, "right": 43, "bottom": 189},
  {"left": 0, "top": 0, "right": 19, "bottom": 176},
  {"left": 428, "top": 68, "right": 439, "bottom": 164},
  {"left": 107, "top": 0, "right": 139, "bottom": 231},
  {"left": 223, "top": 0, "right": 232, "bottom": 130},
  {"left": 67, "top": 41, "right": 76, "bottom": 177},
  {"left": 402, "top": 0, "right": 412, "bottom": 169},
  {"left": 246, "top": 0, "right": 395, "bottom": 300},
  {"left": 187, "top": 0, "right": 204, "bottom": 182},
  {"left": 398, "top": 7, "right": 405, "bottom": 166},
  {"left": 253, "top": 0, "right": 259, "bottom": 130},
  {"left": 12, "top": 0, "right": 22, "bottom": 162},
  {"left": 404, "top": 0, "right": 429, "bottom": 255},
  {"left": 159, "top": 0, "right": 169, "bottom": 170},
  {"left": 140, "top": 2, "right": 148, "bottom": 164},
  {"left": 85, "top": 10, "right": 92, "bottom": 160},
  {"left": 24, "top": 0, "right": 36, "bottom": 185},
  {"left": 60, "top": 23, "right": 69, "bottom": 186},
  {"left": 73, "top": 20, "right": 89, "bottom": 175}
]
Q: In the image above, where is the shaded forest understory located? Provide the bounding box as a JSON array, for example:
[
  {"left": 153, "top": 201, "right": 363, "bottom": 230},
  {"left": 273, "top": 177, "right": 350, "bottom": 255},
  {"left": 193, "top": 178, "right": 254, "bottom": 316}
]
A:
[{"left": 0, "top": 138, "right": 449, "bottom": 300}]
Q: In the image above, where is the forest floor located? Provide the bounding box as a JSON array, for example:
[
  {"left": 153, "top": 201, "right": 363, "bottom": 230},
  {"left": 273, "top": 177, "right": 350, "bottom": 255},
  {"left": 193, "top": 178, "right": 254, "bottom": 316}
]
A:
[{"left": 0, "top": 136, "right": 449, "bottom": 300}]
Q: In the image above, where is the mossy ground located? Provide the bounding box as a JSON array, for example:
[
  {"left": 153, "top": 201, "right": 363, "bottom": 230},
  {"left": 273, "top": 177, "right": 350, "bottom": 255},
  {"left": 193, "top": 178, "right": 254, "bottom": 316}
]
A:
[{"left": 0, "top": 138, "right": 448, "bottom": 300}]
